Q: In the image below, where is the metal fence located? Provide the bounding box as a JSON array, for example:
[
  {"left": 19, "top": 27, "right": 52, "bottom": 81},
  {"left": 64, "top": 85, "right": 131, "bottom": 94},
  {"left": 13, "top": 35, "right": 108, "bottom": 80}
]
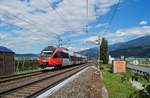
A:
[{"left": 15, "top": 58, "right": 39, "bottom": 72}]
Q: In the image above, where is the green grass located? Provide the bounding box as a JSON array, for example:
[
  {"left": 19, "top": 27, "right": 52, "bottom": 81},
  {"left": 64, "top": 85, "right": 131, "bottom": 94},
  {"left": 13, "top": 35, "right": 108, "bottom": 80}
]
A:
[{"left": 102, "top": 64, "right": 136, "bottom": 98}]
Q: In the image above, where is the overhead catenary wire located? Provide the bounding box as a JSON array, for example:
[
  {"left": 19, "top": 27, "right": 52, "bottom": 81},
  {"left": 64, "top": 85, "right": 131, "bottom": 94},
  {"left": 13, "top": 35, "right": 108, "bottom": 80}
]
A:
[
  {"left": 0, "top": 7, "right": 66, "bottom": 42},
  {"left": 0, "top": 0, "right": 92, "bottom": 49},
  {"left": 46, "top": 0, "right": 86, "bottom": 47},
  {"left": 85, "top": 0, "right": 90, "bottom": 59},
  {"left": 0, "top": 3, "right": 77, "bottom": 38},
  {"left": 0, "top": 8, "right": 48, "bottom": 34},
  {"left": 46, "top": 0, "right": 81, "bottom": 33},
  {"left": 66, "top": 0, "right": 90, "bottom": 49},
  {"left": 103, "top": 0, "right": 121, "bottom": 33},
  {"left": 60, "top": 1, "right": 95, "bottom": 46},
  {"left": 86, "top": 0, "right": 89, "bottom": 34},
  {"left": 0, "top": 8, "right": 55, "bottom": 33},
  {"left": 46, "top": 0, "right": 90, "bottom": 46},
  {"left": 0, "top": 9, "right": 66, "bottom": 48}
]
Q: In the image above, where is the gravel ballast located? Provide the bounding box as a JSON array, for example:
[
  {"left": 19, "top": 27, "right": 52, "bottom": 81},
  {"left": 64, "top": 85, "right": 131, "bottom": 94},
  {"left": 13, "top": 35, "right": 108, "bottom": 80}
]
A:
[{"left": 49, "top": 66, "right": 103, "bottom": 98}]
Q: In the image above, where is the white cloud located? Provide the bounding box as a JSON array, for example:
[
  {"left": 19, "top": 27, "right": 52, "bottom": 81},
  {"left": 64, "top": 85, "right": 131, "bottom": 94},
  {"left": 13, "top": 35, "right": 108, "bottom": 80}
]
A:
[
  {"left": 0, "top": 0, "right": 120, "bottom": 53},
  {"left": 65, "top": 46, "right": 90, "bottom": 52},
  {"left": 95, "top": 23, "right": 108, "bottom": 28},
  {"left": 81, "top": 36, "right": 98, "bottom": 43},
  {"left": 139, "top": 20, "right": 148, "bottom": 25},
  {"left": 95, "top": 0, "right": 120, "bottom": 15},
  {"left": 79, "top": 47, "right": 90, "bottom": 51},
  {"left": 81, "top": 26, "right": 150, "bottom": 45},
  {"left": 105, "top": 26, "right": 150, "bottom": 44}
]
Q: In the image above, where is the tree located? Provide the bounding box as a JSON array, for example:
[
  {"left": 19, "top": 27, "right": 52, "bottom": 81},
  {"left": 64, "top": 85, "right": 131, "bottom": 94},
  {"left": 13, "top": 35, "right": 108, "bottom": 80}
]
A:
[{"left": 100, "top": 38, "right": 109, "bottom": 64}]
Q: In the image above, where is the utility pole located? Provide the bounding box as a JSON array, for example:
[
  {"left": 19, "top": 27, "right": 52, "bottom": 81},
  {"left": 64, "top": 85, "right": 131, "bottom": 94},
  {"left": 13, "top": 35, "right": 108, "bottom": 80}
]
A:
[
  {"left": 97, "top": 35, "right": 100, "bottom": 65},
  {"left": 86, "top": 0, "right": 89, "bottom": 61},
  {"left": 96, "top": 34, "right": 102, "bottom": 65},
  {"left": 84, "top": 34, "right": 102, "bottom": 67}
]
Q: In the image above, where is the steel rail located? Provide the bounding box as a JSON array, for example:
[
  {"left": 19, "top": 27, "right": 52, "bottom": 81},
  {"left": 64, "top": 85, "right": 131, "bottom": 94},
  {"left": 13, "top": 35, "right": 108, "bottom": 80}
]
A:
[{"left": 0, "top": 64, "right": 87, "bottom": 98}]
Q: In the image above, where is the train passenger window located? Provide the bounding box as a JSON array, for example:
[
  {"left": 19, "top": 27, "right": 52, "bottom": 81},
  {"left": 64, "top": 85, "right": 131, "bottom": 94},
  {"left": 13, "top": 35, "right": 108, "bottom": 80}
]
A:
[
  {"left": 70, "top": 56, "right": 74, "bottom": 61},
  {"left": 53, "top": 52, "right": 69, "bottom": 58},
  {"left": 62, "top": 52, "right": 69, "bottom": 58}
]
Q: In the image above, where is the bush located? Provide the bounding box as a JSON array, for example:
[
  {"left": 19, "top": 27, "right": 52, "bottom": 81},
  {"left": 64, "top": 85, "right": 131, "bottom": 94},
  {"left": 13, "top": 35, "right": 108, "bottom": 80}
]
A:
[
  {"left": 131, "top": 73, "right": 142, "bottom": 81},
  {"left": 143, "top": 75, "right": 150, "bottom": 82},
  {"left": 100, "top": 66, "right": 104, "bottom": 70},
  {"left": 129, "top": 84, "right": 150, "bottom": 98},
  {"left": 120, "top": 71, "right": 134, "bottom": 83}
]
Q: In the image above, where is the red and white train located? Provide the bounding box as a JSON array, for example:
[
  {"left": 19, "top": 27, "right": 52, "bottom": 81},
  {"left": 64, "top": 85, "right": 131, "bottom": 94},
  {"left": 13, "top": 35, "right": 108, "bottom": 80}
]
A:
[{"left": 39, "top": 46, "right": 87, "bottom": 69}]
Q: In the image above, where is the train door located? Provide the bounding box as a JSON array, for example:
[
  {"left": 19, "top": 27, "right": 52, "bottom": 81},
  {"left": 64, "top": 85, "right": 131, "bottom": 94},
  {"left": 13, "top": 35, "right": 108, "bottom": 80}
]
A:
[{"left": 62, "top": 52, "right": 70, "bottom": 66}]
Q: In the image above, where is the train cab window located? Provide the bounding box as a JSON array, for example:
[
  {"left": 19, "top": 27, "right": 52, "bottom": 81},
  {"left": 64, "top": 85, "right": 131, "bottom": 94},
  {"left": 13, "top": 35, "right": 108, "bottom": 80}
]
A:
[
  {"left": 41, "top": 51, "right": 53, "bottom": 58},
  {"left": 53, "top": 52, "right": 62, "bottom": 58}
]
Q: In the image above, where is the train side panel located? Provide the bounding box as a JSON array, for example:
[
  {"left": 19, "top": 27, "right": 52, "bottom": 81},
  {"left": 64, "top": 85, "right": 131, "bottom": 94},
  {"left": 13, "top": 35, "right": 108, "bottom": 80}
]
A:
[{"left": 39, "top": 46, "right": 87, "bottom": 69}]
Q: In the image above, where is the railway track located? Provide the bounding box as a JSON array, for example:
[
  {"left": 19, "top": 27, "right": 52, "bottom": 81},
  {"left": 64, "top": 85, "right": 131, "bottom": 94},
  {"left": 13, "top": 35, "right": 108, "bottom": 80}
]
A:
[
  {"left": 0, "top": 64, "right": 88, "bottom": 98},
  {"left": 0, "top": 71, "right": 44, "bottom": 83},
  {"left": 0, "top": 70, "right": 43, "bottom": 79},
  {"left": 0, "top": 66, "right": 75, "bottom": 83}
]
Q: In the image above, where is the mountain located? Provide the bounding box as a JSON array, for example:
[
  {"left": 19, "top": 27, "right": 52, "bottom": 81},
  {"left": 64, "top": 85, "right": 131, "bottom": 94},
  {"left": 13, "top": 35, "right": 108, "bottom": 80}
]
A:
[
  {"left": 16, "top": 54, "right": 39, "bottom": 57},
  {"left": 79, "top": 35, "right": 150, "bottom": 58},
  {"left": 79, "top": 47, "right": 98, "bottom": 57},
  {"left": 109, "top": 35, "right": 150, "bottom": 51},
  {"left": 14, "top": 35, "right": 150, "bottom": 58},
  {"left": 110, "top": 45, "right": 150, "bottom": 58}
]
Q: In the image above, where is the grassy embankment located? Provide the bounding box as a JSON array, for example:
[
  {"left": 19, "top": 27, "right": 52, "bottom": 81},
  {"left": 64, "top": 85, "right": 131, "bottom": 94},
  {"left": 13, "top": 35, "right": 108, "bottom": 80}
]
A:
[
  {"left": 101, "top": 64, "right": 135, "bottom": 98},
  {"left": 101, "top": 64, "right": 150, "bottom": 98}
]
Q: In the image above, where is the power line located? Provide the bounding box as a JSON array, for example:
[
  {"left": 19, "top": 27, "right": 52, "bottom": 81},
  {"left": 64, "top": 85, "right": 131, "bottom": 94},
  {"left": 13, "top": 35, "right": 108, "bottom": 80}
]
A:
[
  {"left": 104, "top": 0, "right": 121, "bottom": 33},
  {"left": 0, "top": 8, "right": 48, "bottom": 33},
  {"left": 46, "top": 0, "right": 80, "bottom": 33},
  {"left": 86, "top": 0, "right": 89, "bottom": 34},
  {"left": 46, "top": 0, "right": 88, "bottom": 47},
  {"left": 46, "top": 0, "right": 75, "bottom": 46},
  {"left": 0, "top": 8, "right": 64, "bottom": 39},
  {"left": 61, "top": 0, "right": 90, "bottom": 50},
  {"left": 0, "top": 4, "right": 76, "bottom": 36},
  {"left": 0, "top": 0, "right": 90, "bottom": 48}
]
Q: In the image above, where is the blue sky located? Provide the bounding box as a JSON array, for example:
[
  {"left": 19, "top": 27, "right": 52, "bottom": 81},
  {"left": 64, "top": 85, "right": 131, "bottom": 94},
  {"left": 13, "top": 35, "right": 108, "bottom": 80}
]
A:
[{"left": 0, "top": 0, "right": 150, "bottom": 53}]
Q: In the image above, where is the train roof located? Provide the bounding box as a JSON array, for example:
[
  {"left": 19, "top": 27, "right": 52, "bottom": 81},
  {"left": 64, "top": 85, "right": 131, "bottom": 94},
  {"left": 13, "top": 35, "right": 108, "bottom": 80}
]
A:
[
  {"left": 60, "top": 47, "right": 69, "bottom": 51},
  {"left": 42, "top": 46, "right": 87, "bottom": 58},
  {"left": 42, "top": 46, "right": 56, "bottom": 51},
  {"left": 0, "top": 46, "right": 14, "bottom": 53}
]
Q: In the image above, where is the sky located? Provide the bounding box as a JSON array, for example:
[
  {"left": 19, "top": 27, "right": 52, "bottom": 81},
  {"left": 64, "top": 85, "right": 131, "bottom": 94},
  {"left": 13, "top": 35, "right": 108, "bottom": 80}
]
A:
[{"left": 0, "top": 0, "right": 150, "bottom": 53}]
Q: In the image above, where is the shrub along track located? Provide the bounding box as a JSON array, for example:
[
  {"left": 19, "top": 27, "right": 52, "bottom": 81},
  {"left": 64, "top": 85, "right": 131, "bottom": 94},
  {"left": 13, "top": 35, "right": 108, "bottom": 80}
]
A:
[{"left": 0, "top": 64, "right": 88, "bottom": 98}]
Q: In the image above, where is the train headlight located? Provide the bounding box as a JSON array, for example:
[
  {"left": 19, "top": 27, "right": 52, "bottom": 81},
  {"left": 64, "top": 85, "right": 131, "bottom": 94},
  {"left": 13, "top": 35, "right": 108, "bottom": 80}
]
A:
[{"left": 42, "top": 60, "right": 47, "bottom": 62}]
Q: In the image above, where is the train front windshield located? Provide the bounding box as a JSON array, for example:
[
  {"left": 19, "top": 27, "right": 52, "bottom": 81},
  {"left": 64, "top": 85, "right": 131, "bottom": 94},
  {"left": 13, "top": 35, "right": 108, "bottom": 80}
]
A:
[
  {"left": 41, "top": 46, "right": 56, "bottom": 58},
  {"left": 41, "top": 51, "right": 53, "bottom": 58}
]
